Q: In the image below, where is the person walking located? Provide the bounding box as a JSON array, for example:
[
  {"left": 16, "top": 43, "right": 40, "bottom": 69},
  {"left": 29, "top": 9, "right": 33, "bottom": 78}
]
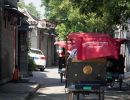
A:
[{"left": 58, "top": 48, "right": 66, "bottom": 72}]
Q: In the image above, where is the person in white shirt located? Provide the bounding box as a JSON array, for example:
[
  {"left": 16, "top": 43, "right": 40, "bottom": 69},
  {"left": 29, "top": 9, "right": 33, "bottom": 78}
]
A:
[
  {"left": 66, "top": 48, "right": 77, "bottom": 66},
  {"left": 67, "top": 48, "right": 77, "bottom": 59}
]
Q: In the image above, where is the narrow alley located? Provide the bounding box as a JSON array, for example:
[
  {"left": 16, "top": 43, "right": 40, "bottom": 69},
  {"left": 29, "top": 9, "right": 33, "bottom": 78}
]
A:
[{"left": 29, "top": 67, "right": 130, "bottom": 100}]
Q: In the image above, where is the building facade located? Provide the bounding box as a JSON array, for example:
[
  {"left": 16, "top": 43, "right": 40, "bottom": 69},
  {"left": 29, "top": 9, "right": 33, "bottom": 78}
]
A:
[
  {"left": 18, "top": 13, "right": 29, "bottom": 77},
  {"left": 115, "top": 23, "right": 130, "bottom": 72},
  {"left": 0, "top": 0, "right": 23, "bottom": 83},
  {"left": 21, "top": 8, "right": 56, "bottom": 67},
  {"left": 37, "top": 20, "right": 56, "bottom": 67}
]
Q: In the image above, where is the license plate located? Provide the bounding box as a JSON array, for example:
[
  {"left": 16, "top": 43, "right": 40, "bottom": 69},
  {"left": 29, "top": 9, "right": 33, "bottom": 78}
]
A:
[{"left": 83, "top": 86, "right": 92, "bottom": 90}]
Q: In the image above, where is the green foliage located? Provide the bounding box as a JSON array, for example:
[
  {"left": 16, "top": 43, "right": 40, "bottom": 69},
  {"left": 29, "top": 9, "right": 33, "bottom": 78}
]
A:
[
  {"left": 70, "top": 0, "right": 130, "bottom": 30},
  {"left": 28, "top": 57, "right": 36, "bottom": 71},
  {"left": 26, "top": 3, "right": 40, "bottom": 19},
  {"left": 41, "top": 0, "right": 130, "bottom": 40},
  {"left": 17, "top": 0, "right": 26, "bottom": 8},
  {"left": 105, "top": 0, "right": 130, "bottom": 25},
  {"left": 55, "top": 23, "right": 67, "bottom": 40},
  {"left": 18, "top": 0, "right": 40, "bottom": 19}
]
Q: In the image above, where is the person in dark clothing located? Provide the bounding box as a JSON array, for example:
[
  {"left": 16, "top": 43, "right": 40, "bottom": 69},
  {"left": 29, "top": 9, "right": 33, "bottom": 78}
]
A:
[
  {"left": 58, "top": 48, "right": 66, "bottom": 71},
  {"left": 106, "top": 54, "right": 125, "bottom": 88}
]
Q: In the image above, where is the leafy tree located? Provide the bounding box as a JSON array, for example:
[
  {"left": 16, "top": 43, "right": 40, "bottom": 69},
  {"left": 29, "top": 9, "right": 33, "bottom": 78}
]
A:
[
  {"left": 55, "top": 23, "right": 67, "bottom": 40},
  {"left": 41, "top": 0, "right": 130, "bottom": 40},
  {"left": 26, "top": 3, "right": 40, "bottom": 19},
  {"left": 18, "top": 0, "right": 40, "bottom": 19},
  {"left": 105, "top": 0, "right": 130, "bottom": 25},
  {"left": 41, "top": 0, "right": 88, "bottom": 40},
  {"left": 70, "top": 0, "right": 130, "bottom": 31},
  {"left": 17, "top": 0, "right": 26, "bottom": 8}
]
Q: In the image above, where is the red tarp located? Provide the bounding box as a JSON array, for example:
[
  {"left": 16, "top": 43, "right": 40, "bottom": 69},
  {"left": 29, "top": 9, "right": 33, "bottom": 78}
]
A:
[{"left": 67, "top": 32, "right": 127, "bottom": 60}]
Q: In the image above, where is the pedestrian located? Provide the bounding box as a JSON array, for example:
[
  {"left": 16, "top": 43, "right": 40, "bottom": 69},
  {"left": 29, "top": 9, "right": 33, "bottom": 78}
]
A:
[{"left": 58, "top": 47, "right": 65, "bottom": 72}]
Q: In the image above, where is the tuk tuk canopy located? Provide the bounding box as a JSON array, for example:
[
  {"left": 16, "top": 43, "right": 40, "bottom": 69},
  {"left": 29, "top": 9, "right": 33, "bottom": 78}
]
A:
[{"left": 67, "top": 32, "right": 126, "bottom": 60}]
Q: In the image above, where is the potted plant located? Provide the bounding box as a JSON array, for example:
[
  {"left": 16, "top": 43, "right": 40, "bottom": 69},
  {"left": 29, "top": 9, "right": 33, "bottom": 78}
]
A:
[{"left": 28, "top": 57, "right": 36, "bottom": 76}]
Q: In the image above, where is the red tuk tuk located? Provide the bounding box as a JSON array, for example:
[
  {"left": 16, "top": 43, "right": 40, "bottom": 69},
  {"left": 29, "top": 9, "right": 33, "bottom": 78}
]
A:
[{"left": 65, "top": 32, "right": 126, "bottom": 100}]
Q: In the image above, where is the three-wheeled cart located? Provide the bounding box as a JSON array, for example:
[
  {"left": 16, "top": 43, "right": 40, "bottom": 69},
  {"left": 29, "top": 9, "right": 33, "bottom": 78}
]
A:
[
  {"left": 66, "top": 58, "right": 107, "bottom": 100},
  {"left": 64, "top": 32, "right": 127, "bottom": 100}
]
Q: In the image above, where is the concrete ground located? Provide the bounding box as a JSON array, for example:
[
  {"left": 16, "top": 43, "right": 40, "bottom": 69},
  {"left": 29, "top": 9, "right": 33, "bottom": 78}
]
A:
[
  {"left": 30, "top": 67, "right": 130, "bottom": 100},
  {"left": 0, "top": 79, "right": 39, "bottom": 100},
  {"left": 0, "top": 67, "right": 130, "bottom": 100}
]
